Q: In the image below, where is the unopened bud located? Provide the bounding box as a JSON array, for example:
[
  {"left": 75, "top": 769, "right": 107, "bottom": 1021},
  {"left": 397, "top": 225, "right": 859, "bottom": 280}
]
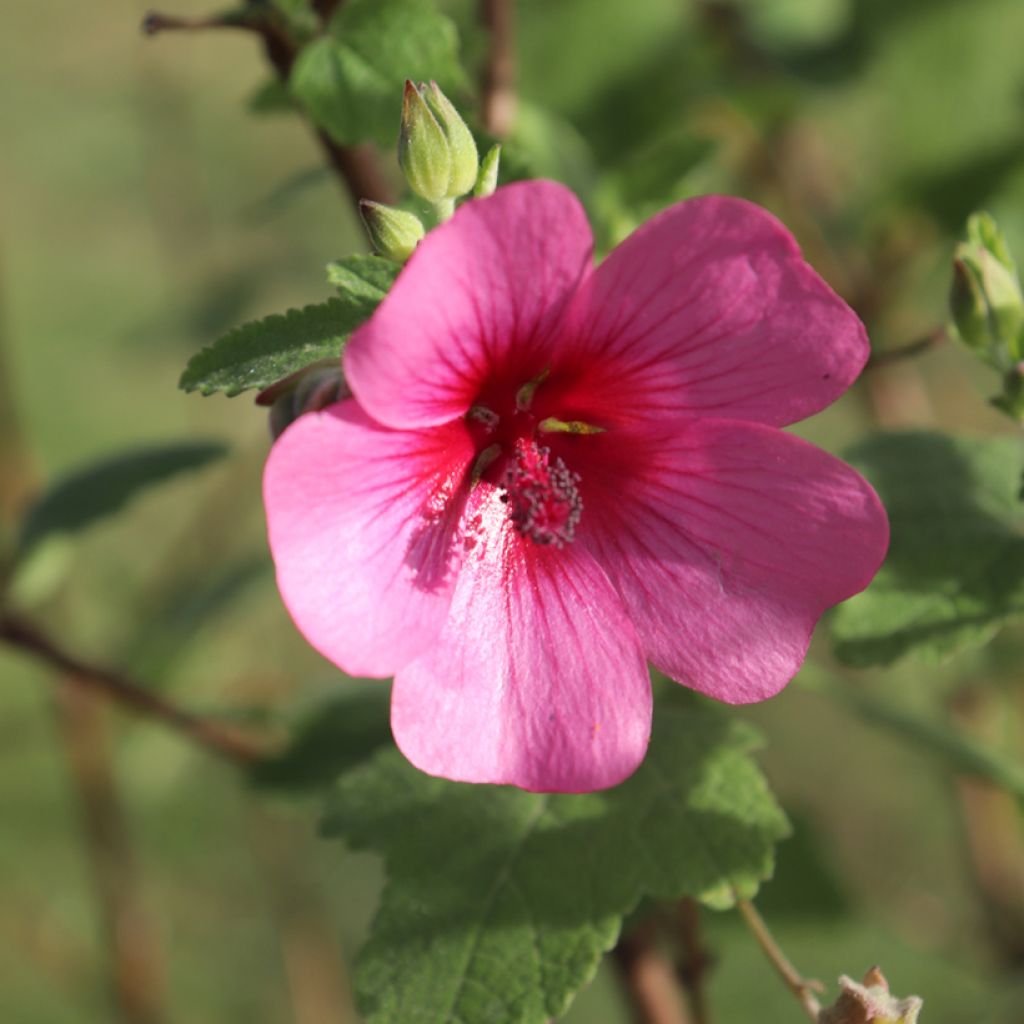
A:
[
  {"left": 398, "top": 80, "right": 478, "bottom": 202},
  {"left": 358, "top": 200, "right": 424, "bottom": 263},
  {"left": 950, "top": 212, "right": 1024, "bottom": 368},
  {"left": 474, "top": 143, "right": 501, "bottom": 198},
  {"left": 258, "top": 361, "right": 349, "bottom": 439},
  {"left": 422, "top": 82, "right": 478, "bottom": 198}
]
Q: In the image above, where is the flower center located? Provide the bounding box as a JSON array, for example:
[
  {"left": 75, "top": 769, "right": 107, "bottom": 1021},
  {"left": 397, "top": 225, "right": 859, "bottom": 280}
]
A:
[
  {"left": 500, "top": 439, "right": 582, "bottom": 548},
  {"left": 467, "top": 369, "right": 602, "bottom": 547}
]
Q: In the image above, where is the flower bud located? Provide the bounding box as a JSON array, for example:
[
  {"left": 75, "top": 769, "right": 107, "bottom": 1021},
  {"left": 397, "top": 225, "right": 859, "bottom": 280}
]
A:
[
  {"left": 258, "top": 361, "right": 349, "bottom": 439},
  {"left": 358, "top": 200, "right": 424, "bottom": 263},
  {"left": 950, "top": 212, "right": 1024, "bottom": 368},
  {"left": 819, "top": 967, "right": 922, "bottom": 1024},
  {"left": 423, "top": 82, "right": 478, "bottom": 198},
  {"left": 474, "top": 143, "right": 501, "bottom": 198},
  {"left": 398, "top": 80, "right": 478, "bottom": 202}
]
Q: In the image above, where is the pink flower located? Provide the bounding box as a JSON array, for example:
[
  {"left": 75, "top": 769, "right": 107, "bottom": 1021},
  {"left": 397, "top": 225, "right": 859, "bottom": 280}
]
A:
[{"left": 263, "top": 181, "right": 888, "bottom": 792}]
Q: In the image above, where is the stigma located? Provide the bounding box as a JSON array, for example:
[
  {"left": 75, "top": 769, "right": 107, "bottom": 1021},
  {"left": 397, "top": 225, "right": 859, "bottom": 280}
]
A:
[{"left": 500, "top": 439, "right": 582, "bottom": 548}]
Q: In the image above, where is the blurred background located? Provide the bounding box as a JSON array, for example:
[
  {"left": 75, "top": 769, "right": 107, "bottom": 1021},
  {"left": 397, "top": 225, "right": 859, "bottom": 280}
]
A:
[{"left": 2, "top": 0, "right": 1024, "bottom": 1020}]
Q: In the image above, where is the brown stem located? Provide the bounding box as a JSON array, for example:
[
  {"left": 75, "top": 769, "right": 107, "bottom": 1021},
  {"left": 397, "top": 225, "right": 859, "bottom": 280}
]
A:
[
  {"left": 479, "top": 0, "right": 517, "bottom": 138},
  {"left": 142, "top": 7, "right": 394, "bottom": 209},
  {"left": 1, "top": 614, "right": 270, "bottom": 764},
  {"left": 865, "top": 328, "right": 947, "bottom": 370},
  {"left": 675, "top": 900, "right": 713, "bottom": 1024},
  {"left": 141, "top": 10, "right": 256, "bottom": 35},
  {"left": 55, "top": 680, "right": 166, "bottom": 1024},
  {"left": 612, "top": 921, "right": 694, "bottom": 1024},
  {"left": 736, "top": 900, "right": 822, "bottom": 1022}
]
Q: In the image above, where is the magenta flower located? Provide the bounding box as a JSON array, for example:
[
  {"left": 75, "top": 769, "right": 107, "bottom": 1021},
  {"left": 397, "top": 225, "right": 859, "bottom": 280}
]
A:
[{"left": 263, "top": 181, "right": 888, "bottom": 792}]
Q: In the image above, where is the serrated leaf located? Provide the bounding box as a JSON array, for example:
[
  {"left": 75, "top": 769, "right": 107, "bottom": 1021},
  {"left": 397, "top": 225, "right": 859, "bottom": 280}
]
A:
[
  {"left": 322, "top": 708, "right": 788, "bottom": 1024},
  {"left": 325, "top": 254, "right": 400, "bottom": 299},
  {"left": 180, "top": 259, "right": 394, "bottom": 397},
  {"left": 290, "top": 0, "right": 465, "bottom": 147},
  {"left": 15, "top": 442, "right": 226, "bottom": 562},
  {"left": 832, "top": 431, "right": 1024, "bottom": 666}
]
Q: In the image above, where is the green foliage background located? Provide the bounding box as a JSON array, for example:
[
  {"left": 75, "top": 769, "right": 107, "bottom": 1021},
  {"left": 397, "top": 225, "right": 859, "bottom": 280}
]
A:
[{"left": 2, "top": 0, "right": 1024, "bottom": 1021}]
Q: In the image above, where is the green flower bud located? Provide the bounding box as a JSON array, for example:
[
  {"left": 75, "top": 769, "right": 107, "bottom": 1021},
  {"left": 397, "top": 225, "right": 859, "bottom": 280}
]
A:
[
  {"left": 398, "top": 80, "right": 478, "bottom": 202},
  {"left": 423, "top": 82, "right": 479, "bottom": 198},
  {"left": 950, "top": 212, "right": 1024, "bottom": 368},
  {"left": 474, "top": 143, "right": 501, "bottom": 198},
  {"left": 358, "top": 200, "right": 424, "bottom": 263},
  {"left": 399, "top": 80, "right": 452, "bottom": 203}
]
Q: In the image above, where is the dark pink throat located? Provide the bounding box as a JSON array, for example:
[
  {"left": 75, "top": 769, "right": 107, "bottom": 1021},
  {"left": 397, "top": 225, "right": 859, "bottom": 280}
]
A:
[{"left": 467, "top": 368, "right": 599, "bottom": 548}]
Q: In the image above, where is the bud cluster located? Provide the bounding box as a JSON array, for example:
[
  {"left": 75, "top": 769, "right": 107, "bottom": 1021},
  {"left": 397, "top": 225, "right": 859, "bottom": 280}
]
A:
[
  {"left": 356, "top": 82, "right": 501, "bottom": 264},
  {"left": 950, "top": 212, "right": 1024, "bottom": 420}
]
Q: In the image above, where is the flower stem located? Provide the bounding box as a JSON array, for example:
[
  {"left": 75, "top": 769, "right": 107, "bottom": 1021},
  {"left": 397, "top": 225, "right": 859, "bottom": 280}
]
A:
[{"left": 736, "top": 900, "right": 822, "bottom": 1022}]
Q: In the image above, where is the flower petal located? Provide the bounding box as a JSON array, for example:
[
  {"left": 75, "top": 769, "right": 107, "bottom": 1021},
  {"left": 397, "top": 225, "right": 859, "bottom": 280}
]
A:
[
  {"left": 263, "top": 400, "right": 474, "bottom": 677},
  {"left": 576, "top": 420, "right": 889, "bottom": 703},
  {"left": 344, "top": 180, "right": 594, "bottom": 431},
  {"left": 391, "top": 487, "right": 652, "bottom": 792},
  {"left": 563, "top": 196, "right": 867, "bottom": 427}
]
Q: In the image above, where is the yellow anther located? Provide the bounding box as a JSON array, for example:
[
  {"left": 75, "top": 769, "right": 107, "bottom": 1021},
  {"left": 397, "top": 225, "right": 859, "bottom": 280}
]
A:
[
  {"left": 537, "top": 417, "right": 605, "bottom": 435},
  {"left": 515, "top": 368, "right": 550, "bottom": 412}
]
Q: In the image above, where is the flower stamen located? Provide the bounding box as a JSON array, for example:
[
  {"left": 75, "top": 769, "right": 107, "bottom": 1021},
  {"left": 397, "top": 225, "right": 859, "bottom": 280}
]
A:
[
  {"left": 501, "top": 439, "right": 582, "bottom": 547},
  {"left": 515, "top": 368, "right": 550, "bottom": 412},
  {"left": 537, "top": 417, "right": 605, "bottom": 435}
]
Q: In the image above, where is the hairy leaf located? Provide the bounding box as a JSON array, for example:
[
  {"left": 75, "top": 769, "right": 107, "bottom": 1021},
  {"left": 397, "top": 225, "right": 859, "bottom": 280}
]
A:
[
  {"left": 322, "top": 708, "right": 789, "bottom": 1024},
  {"left": 290, "top": 0, "right": 465, "bottom": 147},
  {"left": 16, "top": 442, "right": 226, "bottom": 561},
  {"left": 832, "top": 431, "right": 1024, "bottom": 666},
  {"left": 180, "top": 257, "right": 396, "bottom": 397},
  {"left": 325, "top": 254, "right": 400, "bottom": 299}
]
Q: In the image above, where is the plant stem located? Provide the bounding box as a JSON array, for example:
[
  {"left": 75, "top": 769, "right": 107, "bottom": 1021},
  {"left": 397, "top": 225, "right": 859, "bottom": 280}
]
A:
[
  {"left": 865, "top": 328, "right": 947, "bottom": 369},
  {"left": 0, "top": 613, "right": 270, "bottom": 764},
  {"left": 479, "top": 0, "right": 517, "bottom": 138},
  {"left": 736, "top": 900, "right": 821, "bottom": 1022},
  {"left": 675, "top": 899, "right": 713, "bottom": 1024},
  {"left": 142, "top": 5, "right": 394, "bottom": 210},
  {"left": 612, "top": 920, "right": 694, "bottom": 1024}
]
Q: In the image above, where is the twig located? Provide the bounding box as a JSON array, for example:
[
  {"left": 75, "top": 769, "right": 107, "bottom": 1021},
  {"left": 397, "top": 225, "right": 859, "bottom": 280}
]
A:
[
  {"left": 675, "top": 900, "right": 713, "bottom": 1024},
  {"left": 612, "top": 920, "right": 694, "bottom": 1024},
  {"left": 141, "top": 10, "right": 256, "bottom": 35},
  {"left": 866, "top": 328, "right": 947, "bottom": 370},
  {"left": 0, "top": 614, "right": 270, "bottom": 764},
  {"left": 142, "top": 7, "right": 394, "bottom": 209},
  {"left": 55, "top": 679, "right": 166, "bottom": 1024},
  {"left": 479, "top": 0, "right": 516, "bottom": 138},
  {"left": 736, "top": 900, "right": 822, "bottom": 1022}
]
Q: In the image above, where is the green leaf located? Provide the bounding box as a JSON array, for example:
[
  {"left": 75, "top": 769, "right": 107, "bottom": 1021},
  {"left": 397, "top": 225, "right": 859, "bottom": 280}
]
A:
[
  {"left": 180, "top": 258, "right": 397, "bottom": 397},
  {"left": 290, "top": 0, "right": 465, "bottom": 147},
  {"left": 832, "top": 431, "right": 1024, "bottom": 666},
  {"left": 322, "top": 708, "right": 788, "bottom": 1024},
  {"left": 325, "top": 253, "right": 400, "bottom": 299},
  {"left": 15, "top": 442, "right": 226, "bottom": 562}
]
